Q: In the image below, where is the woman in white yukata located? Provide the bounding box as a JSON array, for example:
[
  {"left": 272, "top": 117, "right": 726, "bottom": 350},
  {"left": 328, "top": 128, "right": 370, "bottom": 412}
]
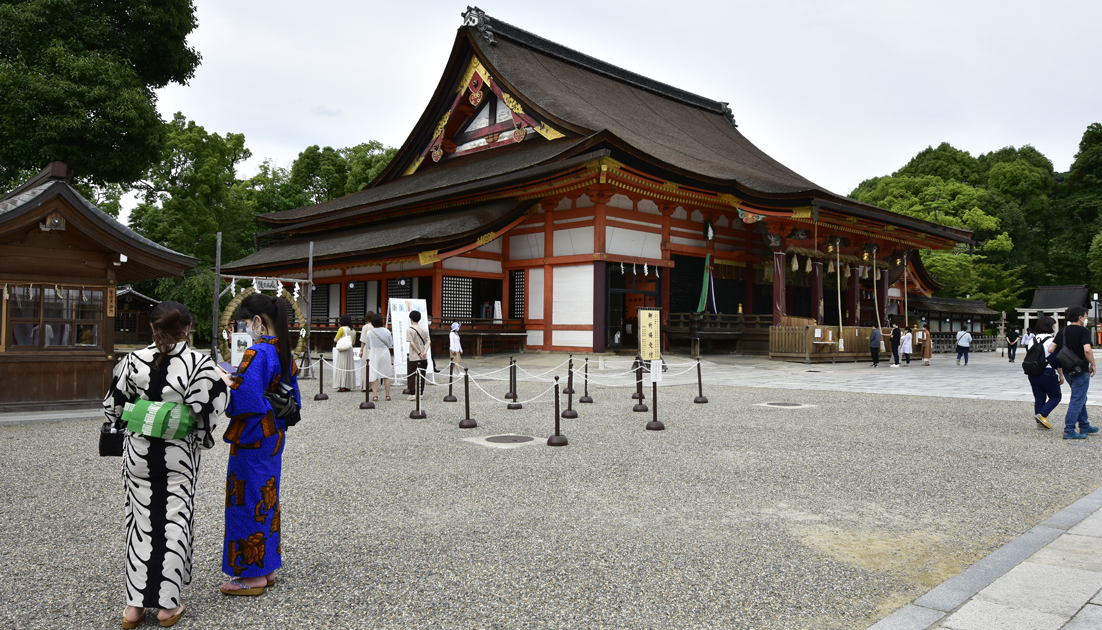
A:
[{"left": 104, "top": 301, "right": 228, "bottom": 628}]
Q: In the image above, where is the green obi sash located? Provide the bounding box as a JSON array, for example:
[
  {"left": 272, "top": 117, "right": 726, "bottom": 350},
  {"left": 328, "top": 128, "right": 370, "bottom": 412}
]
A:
[{"left": 123, "top": 400, "right": 196, "bottom": 440}]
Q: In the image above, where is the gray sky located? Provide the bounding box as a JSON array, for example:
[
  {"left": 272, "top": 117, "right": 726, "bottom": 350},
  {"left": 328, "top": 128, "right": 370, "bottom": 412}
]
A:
[{"left": 127, "top": 0, "right": 1102, "bottom": 220}]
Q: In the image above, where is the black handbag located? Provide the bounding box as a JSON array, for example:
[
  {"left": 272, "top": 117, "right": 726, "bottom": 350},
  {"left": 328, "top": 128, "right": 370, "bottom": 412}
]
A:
[
  {"left": 1057, "top": 345, "right": 1086, "bottom": 377},
  {"left": 99, "top": 421, "right": 124, "bottom": 457},
  {"left": 265, "top": 381, "right": 301, "bottom": 427}
]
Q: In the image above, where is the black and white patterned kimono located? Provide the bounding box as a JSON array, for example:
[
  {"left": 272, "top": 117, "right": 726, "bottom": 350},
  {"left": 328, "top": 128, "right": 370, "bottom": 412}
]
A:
[{"left": 103, "top": 341, "right": 229, "bottom": 609}]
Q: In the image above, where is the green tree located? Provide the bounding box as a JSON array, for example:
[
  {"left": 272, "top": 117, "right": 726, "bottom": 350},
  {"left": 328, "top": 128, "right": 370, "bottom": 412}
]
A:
[
  {"left": 0, "top": 0, "right": 201, "bottom": 188},
  {"left": 129, "top": 113, "right": 254, "bottom": 268},
  {"left": 893, "top": 142, "right": 981, "bottom": 185},
  {"left": 288, "top": 141, "right": 397, "bottom": 205}
]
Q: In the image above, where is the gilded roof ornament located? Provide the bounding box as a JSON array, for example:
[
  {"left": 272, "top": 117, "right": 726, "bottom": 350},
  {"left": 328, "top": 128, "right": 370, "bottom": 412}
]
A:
[{"left": 462, "top": 6, "right": 496, "bottom": 45}]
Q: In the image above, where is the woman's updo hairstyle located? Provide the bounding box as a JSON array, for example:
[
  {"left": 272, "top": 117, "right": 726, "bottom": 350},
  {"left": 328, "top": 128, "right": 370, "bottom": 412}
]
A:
[
  {"left": 150, "top": 301, "right": 193, "bottom": 366},
  {"left": 235, "top": 293, "right": 294, "bottom": 383}
]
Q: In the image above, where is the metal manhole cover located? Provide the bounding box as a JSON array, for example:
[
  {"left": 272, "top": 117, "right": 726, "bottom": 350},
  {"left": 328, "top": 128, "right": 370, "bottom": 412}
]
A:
[
  {"left": 485, "top": 435, "right": 534, "bottom": 444},
  {"left": 766, "top": 402, "right": 802, "bottom": 407}
]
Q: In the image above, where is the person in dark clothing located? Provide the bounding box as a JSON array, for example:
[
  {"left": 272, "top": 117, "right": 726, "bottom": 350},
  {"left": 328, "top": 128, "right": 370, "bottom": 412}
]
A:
[
  {"left": 1049, "top": 306, "right": 1097, "bottom": 439},
  {"left": 869, "top": 325, "right": 882, "bottom": 367},
  {"left": 1006, "top": 328, "right": 1020, "bottom": 363},
  {"left": 1027, "top": 317, "right": 1060, "bottom": 430},
  {"left": 890, "top": 322, "right": 902, "bottom": 367}
]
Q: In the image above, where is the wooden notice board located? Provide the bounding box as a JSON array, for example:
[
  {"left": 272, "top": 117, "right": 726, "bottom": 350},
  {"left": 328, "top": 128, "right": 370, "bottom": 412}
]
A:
[{"left": 639, "top": 307, "right": 661, "bottom": 361}]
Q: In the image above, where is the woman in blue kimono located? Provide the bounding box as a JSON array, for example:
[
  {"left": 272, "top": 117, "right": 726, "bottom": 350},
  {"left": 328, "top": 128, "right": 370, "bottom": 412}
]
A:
[{"left": 217, "top": 293, "right": 300, "bottom": 596}]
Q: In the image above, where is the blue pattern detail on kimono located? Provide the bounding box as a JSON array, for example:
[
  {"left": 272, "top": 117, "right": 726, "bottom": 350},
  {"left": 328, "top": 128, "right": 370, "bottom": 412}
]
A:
[{"left": 222, "top": 337, "right": 300, "bottom": 577}]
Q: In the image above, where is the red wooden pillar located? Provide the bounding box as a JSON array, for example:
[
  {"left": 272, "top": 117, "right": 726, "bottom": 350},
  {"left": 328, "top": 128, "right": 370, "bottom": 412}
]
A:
[
  {"left": 772, "top": 250, "right": 787, "bottom": 326},
  {"left": 877, "top": 267, "right": 890, "bottom": 326},
  {"left": 542, "top": 198, "right": 557, "bottom": 350},
  {"left": 432, "top": 262, "right": 444, "bottom": 324},
  {"left": 811, "top": 260, "right": 824, "bottom": 325}
]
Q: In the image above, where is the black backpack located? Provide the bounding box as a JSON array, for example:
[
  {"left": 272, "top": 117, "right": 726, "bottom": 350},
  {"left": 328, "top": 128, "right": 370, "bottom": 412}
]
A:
[{"left": 1021, "top": 335, "right": 1052, "bottom": 376}]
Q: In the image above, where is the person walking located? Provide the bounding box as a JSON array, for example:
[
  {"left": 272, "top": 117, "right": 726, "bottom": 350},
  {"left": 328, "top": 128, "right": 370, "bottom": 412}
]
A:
[
  {"left": 406, "top": 310, "right": 430, "bottom": 401},
  {"left": 956, "top": 327, "right": 973, "bottom": 365},
  {"left": 890, "top": 322, "right": 902, "bottom": 367},
  {"left": 900, "top": 326, "right": 913, "bottom": 366},
  {"left": 1006, "top": 328, "right": 1020, "bottom": 363},
  {"left": 359, "top": 311, "right": 374, "bottom": 391},
  {"left": 364, "top": 313, "right": 394, "bottom": 401},
  {"left": 333, "top": 314, "right": 357, "bottom": 392},
  {"left": 869, "top": 324, "right": 882, "bottom": 367},
  {"left": 1049, "top": 306, "right": 1097, "bottom": 440},
  {"left": 1021, "top": 328, "right": 1034, "bottom": 351},
  {"left": 920, "top": 323, "right": 933, "bottom": 365},
  {"left": 1026, "top": 316, "right": 1060, "bottom": 430},
  {"left": 217, "top": 293, "right": 301, "bottom": 596},
  {"left": 104, "top": 301, "right": 229, "bottom": 628},
  {"left": 449, "top": 322, "right": 464, "bottom": 370}
]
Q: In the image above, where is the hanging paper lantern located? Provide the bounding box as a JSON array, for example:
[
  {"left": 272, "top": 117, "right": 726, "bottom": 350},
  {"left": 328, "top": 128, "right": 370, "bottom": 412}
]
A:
[
  {"left": 844, "top": 265, "right": 851, "bottom": 278},
  {"left": 805, "top": 256, "right": 812, "bottom": 273},
  {"left": 791, "top": 255, "right": 798, "bottom": 272},
  {"left": 827, "top": 260, "right": 834, "bottom": 274}
]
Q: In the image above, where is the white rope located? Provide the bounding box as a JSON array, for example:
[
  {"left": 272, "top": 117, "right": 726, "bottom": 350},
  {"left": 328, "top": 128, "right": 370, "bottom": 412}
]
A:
[{"left": 467, "top": 374, "right": 560, "bottom": 405}]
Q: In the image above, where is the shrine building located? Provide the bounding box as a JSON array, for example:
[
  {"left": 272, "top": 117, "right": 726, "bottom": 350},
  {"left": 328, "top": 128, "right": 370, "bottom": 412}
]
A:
[{"left": 221, "top": 8, "right": 973, "bottom": 356}]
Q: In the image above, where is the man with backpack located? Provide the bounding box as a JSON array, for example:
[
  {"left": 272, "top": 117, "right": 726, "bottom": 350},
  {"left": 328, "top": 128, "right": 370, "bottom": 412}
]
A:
[{"left": 1022, "top": 316, "right": 1060, "bottom": 429}]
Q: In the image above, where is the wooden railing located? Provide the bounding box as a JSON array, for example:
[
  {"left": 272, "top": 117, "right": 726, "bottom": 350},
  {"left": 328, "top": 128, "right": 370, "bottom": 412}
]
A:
[
  {"left": 666, "top": 312, "right": 772, "bottom": 334},
  {"left": 930, "top": 332, "right": 996, "bottom": 353},
  {"left": 769, "top": 325, "right": 875, "bottom": 363}
]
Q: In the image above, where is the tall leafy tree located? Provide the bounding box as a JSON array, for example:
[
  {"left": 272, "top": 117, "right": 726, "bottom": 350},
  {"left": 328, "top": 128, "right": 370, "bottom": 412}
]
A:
[{"left": 0, "top": 0, "right": 201, "bottom": 189}]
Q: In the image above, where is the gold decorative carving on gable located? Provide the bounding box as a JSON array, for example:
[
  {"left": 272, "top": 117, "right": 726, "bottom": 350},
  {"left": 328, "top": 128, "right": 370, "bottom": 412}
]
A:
[
  {"left": 533, "top": 121, "right": 565, "bottom": 140},
  {"left": 791, "top": 207, "right": 812, "bottom": 219},
  {"left": 476, "top": 231, "right": 497, "bottom": 246},
  {"left": 501, "top": 92, "right": 524, "bottom": 115},
  {"left": 662, "top": 182, "right": 680, "bottom": 192},
  {"left": 717, "top": 193, "right": 741, "bottom": 207}
]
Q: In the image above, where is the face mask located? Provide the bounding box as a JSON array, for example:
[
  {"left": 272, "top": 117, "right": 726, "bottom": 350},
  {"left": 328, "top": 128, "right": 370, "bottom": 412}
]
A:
[{"left": 244, "top": 317, "right": 264, "bottom": 342}]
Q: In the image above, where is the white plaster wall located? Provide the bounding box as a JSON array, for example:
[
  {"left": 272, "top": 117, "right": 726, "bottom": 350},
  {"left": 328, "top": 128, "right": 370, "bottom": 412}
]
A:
[
  {"left": 509, "top": 233, "right": 544, "bottom": 260},
  {"left": 442, "top": 257, "right": 502, "bottom": 273},
  {"left": 554, "top": 198, "right": 571, "bottom": 211},
  {"left": 671, "top": 236, "right": 707, "bottom": 248},
  {"left": 348, "top": 265, "right": 382, "bottom": 275},
  {"left": 477, "top": 239, "right": 502, "bottom": 254},
  {"left": 313, "top": 269, "right": 342, "bottom": 279},
  {"left": 553, "top": 330, "right": 592, "bottom": 347},
  {"left": 606, "top": 227, "right": 662, "bottom": 259},
  {"left": 390, "top": 261, "right": 424, "bottom": 272},
  {"left": 328, "top": 284, "right": 341, "bottom": 317},
  {"left": 637, "top": 199, "right": 660, "bottom": 215},
  {"left": 527, "top": 330, "right": 544, "bottom": 347},
  {"left": 528, "top": 268, "right": 544, "bottom": 319},
  {"left": 575, "top": 194, "right": 594, "bottom": 208},
  {"left": 366, "top": 280, "right": 379, "bottom": 314},
  {"left": 691, "top": 209, "right": 705, "bottom": 222},
  {"left": 553, "top": 264, "right": 593, "bottom": 326},
  {"left": 608, "top": 194, "right": 633, "bottom": 210},
  {"left": 672, "top": 207, "right": 687, "bottom": 220},
  {"left": 553, "top": 226, "right": 595, "bottom": 256}
]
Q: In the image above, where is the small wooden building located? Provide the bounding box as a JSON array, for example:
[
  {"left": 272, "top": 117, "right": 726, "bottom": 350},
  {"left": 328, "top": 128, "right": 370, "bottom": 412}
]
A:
[
  {"left": 114, "top": 285, "right": 160, "bottom": 347},
  {"left": 1017, "top": 285, "right": 1092, "bottom": 331},
  {"left": 0, "top": 163, "right": 195, "bottom": 411},
  {"left": 221, "top": 9, "right": 973, "bottom": 358}
]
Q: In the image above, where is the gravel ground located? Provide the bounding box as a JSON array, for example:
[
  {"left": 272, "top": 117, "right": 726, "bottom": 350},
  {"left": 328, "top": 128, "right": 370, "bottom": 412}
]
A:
[{"left": 2, "top": 374, "right": 1101, "bottom": 630}]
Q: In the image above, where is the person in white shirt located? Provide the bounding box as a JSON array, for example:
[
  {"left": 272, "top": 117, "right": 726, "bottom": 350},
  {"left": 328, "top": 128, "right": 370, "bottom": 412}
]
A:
[
  {"left": 1021, "top": 328, "right": 1034, "bottom": 350},
  {"left": 449, "top": 322, "right": 464, "bottom": 369}
]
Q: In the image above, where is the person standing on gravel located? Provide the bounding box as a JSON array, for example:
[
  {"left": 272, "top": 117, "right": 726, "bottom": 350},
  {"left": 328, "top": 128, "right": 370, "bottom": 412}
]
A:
[
  {"left": 1026, "top": 316, "right": 1060, "bottom": 430},
  {"left": 889, "top": 322, "right": 902, "bottom": 367},
  {"left": 406, "top": 310, "right": 430, "bottom": 401},
  {"left": 1006, "top": 328, "right": 1020, "bottom": 363},
  {"left": 956, "top": 327, "right": 972, "bottom": 365},
  {"left": 104, "top": 301, "right": 228, "bottom": 628},
  {"left": 869, "top": 325, "right": 882, "bottom": 367},
  {"left": 217, "top": 293, "right": 301, "bottom": 596},
  {"left": 1048, "top": 306, "right": 1097, "bottom": 440}
]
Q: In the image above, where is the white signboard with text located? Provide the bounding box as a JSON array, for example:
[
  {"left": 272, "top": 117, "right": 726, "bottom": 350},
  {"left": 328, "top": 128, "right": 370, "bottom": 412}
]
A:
[{"left": 387, "top": 298, "right": 435, "bottom": 383}]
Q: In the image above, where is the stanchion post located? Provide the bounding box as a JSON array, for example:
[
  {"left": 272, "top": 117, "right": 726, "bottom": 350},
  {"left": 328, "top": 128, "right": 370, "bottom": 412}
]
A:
[
  {"left": 633, "top": 357, "right": 648, "bottom": 412},
  {"left": 579, "top": 357, "right": 593, "bottom": 403},
  {"left": 505, "top": 356, "right": 517, "bottom": 400},
  {"left": 314, "top": 357, "right": 329, "bottom": 401},
  {"left": 694, "top": 360, "right": 709, "bottom": 404},
  {"left": 444, "top": 361, "right": 457, "bottom": 402},
  {"left": 459, "top": 368, "right": 476, "bottom": 429},
  {"left": 547, "top": 376, "right": 568, "bottom": 446},
  {"left": 563, "top": 354, "right": 575, "bottom": 394},
  {"left": 359, "top": 355, "right": 374, "bottom": 410},
  {"left": 410, "top": 367, "right": 427, "bottom": 419},
  {"left": 506, "top": 357, "right": 522, "bottom": 409},
  {"left": 562, "top": 362, "right": 578, "bottom": 419},
  {"left": 646, "top": 378, "right": 664, "bottom": 431},
  {"left": 631, "top": 355, "right": 645, "bottom": 401}
]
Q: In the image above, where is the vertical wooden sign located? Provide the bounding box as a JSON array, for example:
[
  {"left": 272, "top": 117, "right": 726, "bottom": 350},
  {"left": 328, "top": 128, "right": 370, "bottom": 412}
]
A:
[{"left": 639, "top": 307, "right": 661, "bottom": 361}]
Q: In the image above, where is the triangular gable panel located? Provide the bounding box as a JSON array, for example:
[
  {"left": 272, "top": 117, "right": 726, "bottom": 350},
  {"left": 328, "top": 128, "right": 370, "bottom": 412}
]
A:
[{"left": 401, "top": 55, "right": 566, "bottom": 177}]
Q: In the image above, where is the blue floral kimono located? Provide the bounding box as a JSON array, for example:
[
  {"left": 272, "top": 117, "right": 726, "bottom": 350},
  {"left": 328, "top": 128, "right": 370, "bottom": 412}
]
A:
[{"left": 222, "top": 336, "right": 300, "bottom": 578}]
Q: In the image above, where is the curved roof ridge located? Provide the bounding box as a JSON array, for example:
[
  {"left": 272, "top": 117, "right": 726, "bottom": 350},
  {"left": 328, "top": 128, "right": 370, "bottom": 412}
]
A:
[{"left": 467, "top": 8, "right": 732, "bottom": 120}]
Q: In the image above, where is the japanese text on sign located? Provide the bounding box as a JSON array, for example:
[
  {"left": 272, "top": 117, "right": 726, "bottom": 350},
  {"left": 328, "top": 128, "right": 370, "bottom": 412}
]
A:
[{"left": 639, "top": 307, "right": 661, "bottom": 361}]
